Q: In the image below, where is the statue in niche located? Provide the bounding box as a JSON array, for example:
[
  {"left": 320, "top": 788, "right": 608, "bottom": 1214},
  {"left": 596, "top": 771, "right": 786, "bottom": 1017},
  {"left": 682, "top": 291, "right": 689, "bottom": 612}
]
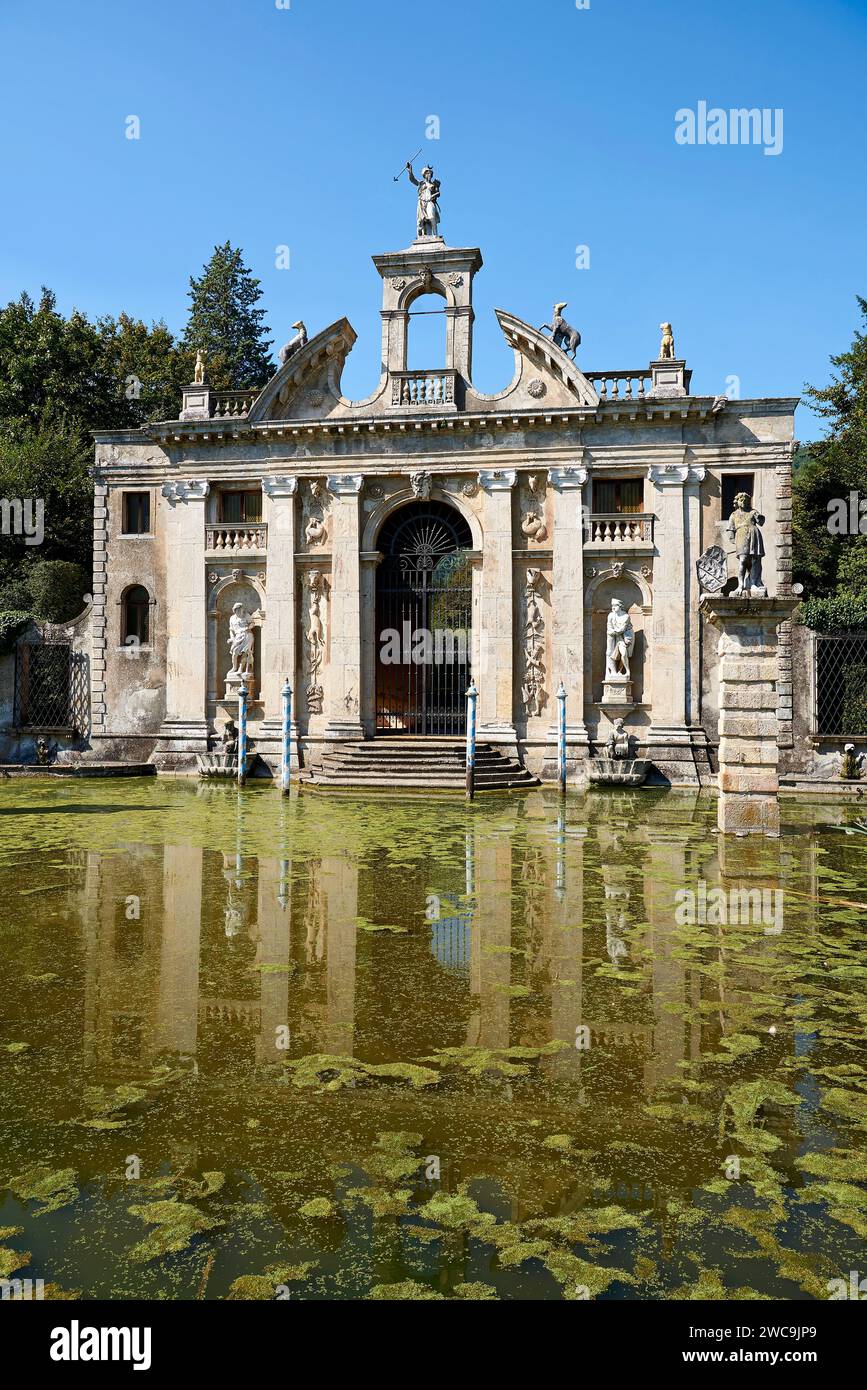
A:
[
  {"left": 406, "top": 163, "right": 441, "bottom": 238},
  {"left": 306, "top": 571, "right": 326, "bottom": 715},
  {"left": 605, "top": 598, "right": 635, "bottom": 680},
  {"left": 228, "top": 603, "right": 255, "bottom": 678},
  {"left": 659, "top": 322, "right": 676, "bottom": 359},
  {"left": 727, "top": 492, "right": 766, "bottom": 594}
]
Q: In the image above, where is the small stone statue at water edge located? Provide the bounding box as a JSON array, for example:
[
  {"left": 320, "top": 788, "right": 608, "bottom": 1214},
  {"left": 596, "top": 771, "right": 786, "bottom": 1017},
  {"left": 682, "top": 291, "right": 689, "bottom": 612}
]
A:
[
  {"left": 221, "top": 720, "right": 238, "bottom": 760},
  {"left": 605, "top": 718, "right": 632, "bottom": 761},
  {"left": 839, "top": 743, "right": 865, "bottom": 781},
  {"left": 605, "top": 599, "right": 635, "bottom": 680},
  {"left": 228, "top": 604, "right": 255, "bottom": 678},
  {"left": 727, "top": 492, "right": 766, "bottom": 595}
]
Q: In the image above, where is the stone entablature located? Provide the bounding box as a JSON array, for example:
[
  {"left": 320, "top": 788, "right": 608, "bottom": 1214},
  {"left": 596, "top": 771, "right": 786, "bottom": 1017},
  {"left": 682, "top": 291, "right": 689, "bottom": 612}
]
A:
[{"left": 91, "top": 233, "right": 798, "bottom": 782}]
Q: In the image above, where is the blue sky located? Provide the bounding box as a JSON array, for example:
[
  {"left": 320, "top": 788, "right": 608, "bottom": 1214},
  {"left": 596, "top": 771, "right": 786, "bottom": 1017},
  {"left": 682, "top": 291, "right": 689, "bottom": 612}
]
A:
[{"left": 2, "top": 0, "right": 866, "bottom": 434}]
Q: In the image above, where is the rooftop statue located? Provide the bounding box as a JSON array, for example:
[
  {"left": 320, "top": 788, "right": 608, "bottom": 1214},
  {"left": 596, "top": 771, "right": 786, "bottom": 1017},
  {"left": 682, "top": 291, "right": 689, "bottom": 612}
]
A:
[
  {"left": 540, "top": 302, "right": 581, "bottom": 359},
  {"left": 406, "top": 162, "right": 442, "bottom": 239},
  {"left": 194, "top": 348, "right": 206, "bottom": 384},
  {"left": 279, "top": 321, "right": 308, "bottom": 365},
  {"left": 659, "top": 322, "right": 676, "bottom": 359}
]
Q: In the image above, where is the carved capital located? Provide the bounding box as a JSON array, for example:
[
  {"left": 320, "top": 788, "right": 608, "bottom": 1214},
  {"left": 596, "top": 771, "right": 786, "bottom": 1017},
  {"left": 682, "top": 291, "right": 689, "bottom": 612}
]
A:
[
  {"left": 548, "top": 465, "right": 588, "bottom": 491},
  {"left": 327, "top": 473, "right": 364, "bottom": 497},
  {"left": 262, "top": 475, "right": 298, "bottom": 499},
  {"left": 648, "top": 463, "right": 689, "bottom": 487},
  {"left": 161, "top": 479, "right": 210, "bottom": 504},
  {"left": 478, "top": 469, "right": 517, "bottom": 493}
]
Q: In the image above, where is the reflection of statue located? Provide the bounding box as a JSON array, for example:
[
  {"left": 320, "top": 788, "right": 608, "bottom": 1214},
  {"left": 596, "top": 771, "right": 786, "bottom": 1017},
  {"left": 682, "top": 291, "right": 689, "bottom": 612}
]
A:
[
  {"left": 659, "top": 322, "right": 675, "bottom": 359},
  {"left": 279, "top": 321, "right": 308, "bottom": 365},
  {"left": 406, "top": 164, "right": 441, "bottom": 237},
  {"left": 194, "top": 349, "right": 206, "bottom": 384},
  {"left": 540, "top": 302, "right": 581, "bottom": 359},
  {"left": 228, "top": 603, "right": 255, "bottom": 677},
  {"left": 727, "top": 492, "right": 766, "bottom": 593},
  {"left": 605, "top": 599, "right": 634, "bottom": 679}
]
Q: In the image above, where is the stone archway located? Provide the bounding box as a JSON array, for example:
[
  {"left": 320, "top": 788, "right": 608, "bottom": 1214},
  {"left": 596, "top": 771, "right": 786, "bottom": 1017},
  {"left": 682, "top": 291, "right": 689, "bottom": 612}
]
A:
[{"left": 374, "top": 499, "right": 473, "bottom": 735}]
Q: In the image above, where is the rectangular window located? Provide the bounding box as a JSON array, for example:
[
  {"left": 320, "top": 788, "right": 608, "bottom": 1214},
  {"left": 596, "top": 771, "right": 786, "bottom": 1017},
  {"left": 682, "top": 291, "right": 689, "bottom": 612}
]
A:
[
  {"left": 220, "top": 490, "right": 262, "bottom": 524},
  {"left": 721, "top": 472, "right": 755, "bottom": 517},
  {"left": 122, "top": 492, "right": 151, "bottom": 534},
  {"left": 593, "top": 478, "right": 644, "bottom": 514}
]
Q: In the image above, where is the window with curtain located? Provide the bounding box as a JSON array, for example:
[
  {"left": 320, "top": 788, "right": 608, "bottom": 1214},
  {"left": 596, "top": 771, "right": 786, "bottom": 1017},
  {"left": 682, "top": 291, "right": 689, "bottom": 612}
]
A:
[
  {"left": 592, "top": 478, "right": 644, "bottom": 514},
  {"left": 220, "top": 490, "right": 262, "bottom": 523}
]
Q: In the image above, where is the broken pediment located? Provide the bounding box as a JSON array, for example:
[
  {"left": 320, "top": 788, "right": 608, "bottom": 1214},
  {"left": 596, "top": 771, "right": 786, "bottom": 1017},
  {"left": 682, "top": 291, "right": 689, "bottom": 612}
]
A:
[
  {"left": 247, "top": 319, "right": 357, "bottom": 423},
  {"left": 464, "top": 310, "right": 599, "bottom": 411}
]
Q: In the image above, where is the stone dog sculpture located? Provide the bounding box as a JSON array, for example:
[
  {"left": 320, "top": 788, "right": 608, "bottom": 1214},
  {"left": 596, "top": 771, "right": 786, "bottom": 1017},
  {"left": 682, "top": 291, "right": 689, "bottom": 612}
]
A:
[
  {"left": 540, "top": 302, "right": 581, "bottom": 359},
  {"left": 279, "top": 321, "right": 308, "bottom": 365}
]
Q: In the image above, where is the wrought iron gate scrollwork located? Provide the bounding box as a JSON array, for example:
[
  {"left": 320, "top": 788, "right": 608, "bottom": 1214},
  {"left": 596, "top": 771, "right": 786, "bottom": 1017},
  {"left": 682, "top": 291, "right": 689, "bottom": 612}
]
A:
[{"left": 375, "top": 501, "right": 473, "bottom": 735}]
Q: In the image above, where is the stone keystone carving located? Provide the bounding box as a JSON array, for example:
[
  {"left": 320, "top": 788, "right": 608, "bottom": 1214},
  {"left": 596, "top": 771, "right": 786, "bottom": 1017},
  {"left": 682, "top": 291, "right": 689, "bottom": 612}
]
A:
[{"left": 409, "top": 470, "right": 433, "bottom": 500}]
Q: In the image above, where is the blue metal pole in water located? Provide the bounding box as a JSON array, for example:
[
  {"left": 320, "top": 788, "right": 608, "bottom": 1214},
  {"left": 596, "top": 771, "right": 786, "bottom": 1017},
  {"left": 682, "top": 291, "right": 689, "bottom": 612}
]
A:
[
  {"left": 557, "top": 681, "right": 567, "bottom": 792},
  {"left": 466, "top": 679, "right": 478, "bottom": 800},
  {"left": 281, "top": 678, "right": 292, "bottom": 795},
  {"left": 238, "top": 683, "right": 248, "bottom": 787}
]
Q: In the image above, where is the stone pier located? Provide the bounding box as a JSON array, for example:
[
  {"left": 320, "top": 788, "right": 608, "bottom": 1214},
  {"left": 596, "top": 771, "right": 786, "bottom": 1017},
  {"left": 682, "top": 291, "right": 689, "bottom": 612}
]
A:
[{"left": 700, "top": 596, "right": 798, "bottom": 835}]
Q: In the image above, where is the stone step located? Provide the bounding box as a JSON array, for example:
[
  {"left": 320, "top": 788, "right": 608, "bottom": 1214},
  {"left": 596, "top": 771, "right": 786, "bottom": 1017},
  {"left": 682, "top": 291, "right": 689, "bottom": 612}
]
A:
[{"left": 304, "top": 737, "right": 539, "bottom": 791}]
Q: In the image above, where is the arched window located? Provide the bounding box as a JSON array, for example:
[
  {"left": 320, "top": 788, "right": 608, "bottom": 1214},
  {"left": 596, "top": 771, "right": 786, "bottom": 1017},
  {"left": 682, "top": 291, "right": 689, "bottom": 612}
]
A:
[{"left": 122, "top": 586, "right": 150, "bottom": 645}]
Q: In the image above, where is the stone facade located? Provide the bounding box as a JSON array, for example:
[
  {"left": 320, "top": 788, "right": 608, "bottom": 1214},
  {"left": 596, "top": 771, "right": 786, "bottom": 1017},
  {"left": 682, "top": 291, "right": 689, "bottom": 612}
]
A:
[{"left": 90, "top": 231, "right": 798, "bottom": 782}]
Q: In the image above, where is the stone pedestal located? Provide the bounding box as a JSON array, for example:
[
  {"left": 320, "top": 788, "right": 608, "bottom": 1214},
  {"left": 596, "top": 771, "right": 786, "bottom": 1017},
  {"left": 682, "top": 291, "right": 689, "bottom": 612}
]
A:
[
  {"left": 601, "top": 675, "right": 634, "bottom": 708},
  {"left": 700, "top": 595, "right": 798, "bottom": 836}
]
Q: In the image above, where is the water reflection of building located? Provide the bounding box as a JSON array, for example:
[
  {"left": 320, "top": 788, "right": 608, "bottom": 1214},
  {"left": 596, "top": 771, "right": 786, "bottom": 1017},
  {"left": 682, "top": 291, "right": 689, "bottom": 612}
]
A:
[{"left": 76, "top": 791, "right": 821, "bottom": 1101}]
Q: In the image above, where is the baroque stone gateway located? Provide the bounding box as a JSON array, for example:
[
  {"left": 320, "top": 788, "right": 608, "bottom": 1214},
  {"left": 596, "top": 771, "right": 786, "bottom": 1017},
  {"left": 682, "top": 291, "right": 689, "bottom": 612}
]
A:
[{"left": 90, "top": 215, "right": 798, "bottom": 786}]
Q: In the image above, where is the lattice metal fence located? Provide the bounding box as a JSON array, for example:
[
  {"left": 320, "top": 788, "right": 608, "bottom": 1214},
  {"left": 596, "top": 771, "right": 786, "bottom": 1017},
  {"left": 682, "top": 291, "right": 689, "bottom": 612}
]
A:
[
  {"left": 814, "top": 633, "right": 867, "bottom": 737},
  {"left": 14, "top": 639, "right": 89, "bottom": 734}
]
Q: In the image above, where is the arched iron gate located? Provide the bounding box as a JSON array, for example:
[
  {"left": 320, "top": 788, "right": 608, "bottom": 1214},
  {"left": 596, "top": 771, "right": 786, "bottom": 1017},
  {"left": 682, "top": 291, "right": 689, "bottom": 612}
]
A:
[{"left": 375, "top": 501, "right": 472, "bottom": 735}]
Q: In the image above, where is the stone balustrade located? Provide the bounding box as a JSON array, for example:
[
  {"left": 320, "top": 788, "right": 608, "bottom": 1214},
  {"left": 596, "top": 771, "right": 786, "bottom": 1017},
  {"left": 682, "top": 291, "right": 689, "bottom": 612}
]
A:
[
  {"left": 586, "top": 513, "right": 654, "bottom": 545},
  {"left": 205, "top": 524, "right": 268, "bottom": 554},
  {"left": 212, "top": 390, "right": 257, "bottom": 419},
  {"left": 391, "top": 369, "right": 457, "bottom": 407},
  {"left": 585, "top": 370, "right": 652, "bottom": 401}
]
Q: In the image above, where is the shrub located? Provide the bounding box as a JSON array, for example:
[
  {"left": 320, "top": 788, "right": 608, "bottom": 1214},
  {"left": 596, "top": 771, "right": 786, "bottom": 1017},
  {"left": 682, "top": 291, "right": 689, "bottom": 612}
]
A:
[{"left": 26, "top": 560, "right": 86, "bottom": 624}]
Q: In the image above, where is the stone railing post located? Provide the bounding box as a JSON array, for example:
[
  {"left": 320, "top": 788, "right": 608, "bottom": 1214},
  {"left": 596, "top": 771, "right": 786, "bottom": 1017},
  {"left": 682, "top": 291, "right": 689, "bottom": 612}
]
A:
[{"left": 700, "top": 595, "right": 798, "bottom": 835}]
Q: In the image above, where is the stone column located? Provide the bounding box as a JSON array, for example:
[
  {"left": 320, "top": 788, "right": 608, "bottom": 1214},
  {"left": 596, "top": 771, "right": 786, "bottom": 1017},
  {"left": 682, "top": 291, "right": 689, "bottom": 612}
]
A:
[
  {"left": 258, "top": 476, "right": 299, "bottom": 769},
  {"left": 153, "top": 479, "right": 210, "bottom": 767},
  {"left": 324, "top": 474, "right": 365, "bottom": 740},
  {"left": 477, "top": 469, "right": 517, "bottom": 745},
  {"left": 646, "top": 463, "right": 696, "bottom": 783},
  {"left": 700, "top": 595, "right": 799, "bottom": 835},
  {"left": 545, "top": 465, "right": 589, "bottom": 774}
]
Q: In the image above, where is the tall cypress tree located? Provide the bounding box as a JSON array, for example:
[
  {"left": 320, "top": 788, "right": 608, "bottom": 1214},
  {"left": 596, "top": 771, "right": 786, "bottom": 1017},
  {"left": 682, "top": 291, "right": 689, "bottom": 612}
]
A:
[{"left": 182, "top": 243, "right": 274, "bottom": 390}]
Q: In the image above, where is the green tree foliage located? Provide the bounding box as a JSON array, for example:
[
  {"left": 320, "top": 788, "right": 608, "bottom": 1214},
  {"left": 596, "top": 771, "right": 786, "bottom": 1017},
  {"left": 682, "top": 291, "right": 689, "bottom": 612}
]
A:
[
  {"left": 0, "top": 416, "right": 92, "bottom": 605},
  {"left": 182, "top": 242, "right": 274, "bottom": 390},
  {"left": 26, "top": 560, "right": 87, "bottom": 623},
  {"left": 97, "top": 313, "right": 195, "bottom": 426},
  {"left": 794, "top": 298, "right": 867, "bottom": 623}
]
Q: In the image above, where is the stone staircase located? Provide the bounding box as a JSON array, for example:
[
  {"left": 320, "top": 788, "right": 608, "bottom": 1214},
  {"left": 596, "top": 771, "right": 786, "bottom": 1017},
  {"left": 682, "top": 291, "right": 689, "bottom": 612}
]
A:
[{"left": 300, "top": 738, "right": 540, "bottom": 792}]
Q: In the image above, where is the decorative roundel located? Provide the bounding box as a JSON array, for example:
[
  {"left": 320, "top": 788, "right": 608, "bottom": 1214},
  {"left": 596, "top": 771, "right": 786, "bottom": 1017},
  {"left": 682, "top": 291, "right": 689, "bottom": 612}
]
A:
[{"left": 528, "top": 378, "right": 547, "bottom": 399}]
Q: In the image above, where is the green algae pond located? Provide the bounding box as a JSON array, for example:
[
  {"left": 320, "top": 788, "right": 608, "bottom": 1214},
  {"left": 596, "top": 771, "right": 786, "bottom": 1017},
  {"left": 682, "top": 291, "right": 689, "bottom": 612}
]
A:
[{"left": 1, "top": 777, "right": 866, "bottom": 1301}]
